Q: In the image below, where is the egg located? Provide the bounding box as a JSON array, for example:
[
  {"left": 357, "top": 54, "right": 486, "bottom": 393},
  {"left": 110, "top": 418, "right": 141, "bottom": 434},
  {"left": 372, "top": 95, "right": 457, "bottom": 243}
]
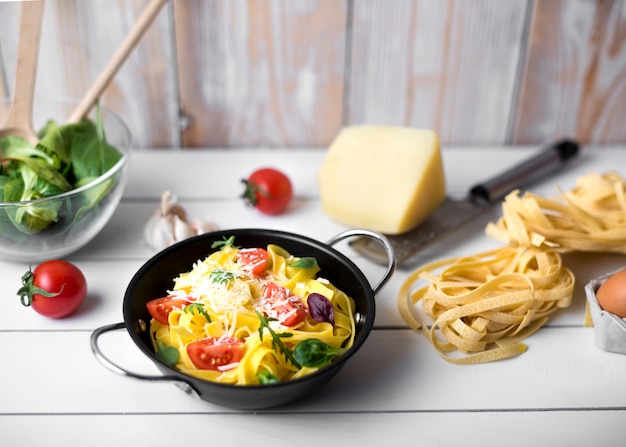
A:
[{"left": 596, "top": 269, "right": 626, "bottom": 318}]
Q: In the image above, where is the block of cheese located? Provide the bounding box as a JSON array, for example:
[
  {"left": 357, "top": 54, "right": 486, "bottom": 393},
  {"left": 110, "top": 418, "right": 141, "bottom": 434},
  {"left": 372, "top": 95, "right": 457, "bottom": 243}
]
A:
[{"left": 318, "top": 125, "right": 446, "bottom": 234}]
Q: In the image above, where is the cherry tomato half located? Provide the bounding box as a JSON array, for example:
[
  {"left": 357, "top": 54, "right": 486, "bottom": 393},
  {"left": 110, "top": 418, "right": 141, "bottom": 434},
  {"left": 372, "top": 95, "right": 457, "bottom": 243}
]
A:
[
  {"left": 241, "top": 168, "right": 293, "bottom": 215},
  {"left": 18, "top": 260, "right": 87, "bottom": 319},
  {"left": 262, "top": 282, "right": 307, "bottom": 327},
  {"left": 146, "top": 296, "right": 191, "bottom": 325},
  {"left": 187, "top": 337, "right": 245, "bottom": 371},
  {"left": 237, "top": 247, "right": 269, "bottom": 276}
]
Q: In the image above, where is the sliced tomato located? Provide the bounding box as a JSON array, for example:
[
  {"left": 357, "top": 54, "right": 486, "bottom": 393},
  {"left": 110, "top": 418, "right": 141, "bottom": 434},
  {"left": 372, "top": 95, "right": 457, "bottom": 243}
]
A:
[
  {"left": 262, "top": 282, "right": 308, "bottom": 327},
  {"left": 146, "top": 296, "right": 191, "bottom": 325},
  {"left": 238, "top": 247, "right": 269, "bottom": 276},
  {"left": 187, "top": 337, "right": 244, "bottom": 371}
]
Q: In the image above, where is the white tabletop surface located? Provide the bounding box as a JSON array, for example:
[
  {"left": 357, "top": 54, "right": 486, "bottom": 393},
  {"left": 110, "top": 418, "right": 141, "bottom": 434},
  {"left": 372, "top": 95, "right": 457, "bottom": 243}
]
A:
[{"left": 1, "top": 144, "right": 626, "bottom": 446}]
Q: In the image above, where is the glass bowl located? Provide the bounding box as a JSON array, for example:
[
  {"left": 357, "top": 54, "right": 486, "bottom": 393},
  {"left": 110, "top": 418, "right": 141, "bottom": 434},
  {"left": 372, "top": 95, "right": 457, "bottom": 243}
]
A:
[{"left": 0, "top": 98, "right": 131, "bottom": 262}]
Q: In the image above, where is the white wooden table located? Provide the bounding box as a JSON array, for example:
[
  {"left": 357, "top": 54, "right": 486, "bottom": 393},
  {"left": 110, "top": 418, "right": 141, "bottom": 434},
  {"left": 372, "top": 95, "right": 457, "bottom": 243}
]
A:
[{"left": 1, "top": 145, "right": 626, "bottom": 446}]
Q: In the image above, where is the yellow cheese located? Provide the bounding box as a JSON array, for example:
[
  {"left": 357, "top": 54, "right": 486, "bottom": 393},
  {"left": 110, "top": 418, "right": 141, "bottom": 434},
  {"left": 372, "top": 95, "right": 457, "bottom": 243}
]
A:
[{"left": 318, "top": 125, "right": 446, "bottom": 234}]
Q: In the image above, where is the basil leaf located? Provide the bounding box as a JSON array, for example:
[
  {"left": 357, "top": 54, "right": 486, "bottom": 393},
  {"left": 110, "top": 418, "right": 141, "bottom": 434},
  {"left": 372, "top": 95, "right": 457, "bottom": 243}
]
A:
[
  {"left": 290, "top": 257, "right": 318, "bottom": 269},
  {"left": 293, "top": 338, "right": 346, "bottom": 368},
  {"left": 155, "top": 340, "right": 179, "bottom": 367},
  {"left": 307, "top": 293, "right": 335, "bottom": 324},
  {"left": 257, "top": 370, "right": 281, "bottom": 385}
]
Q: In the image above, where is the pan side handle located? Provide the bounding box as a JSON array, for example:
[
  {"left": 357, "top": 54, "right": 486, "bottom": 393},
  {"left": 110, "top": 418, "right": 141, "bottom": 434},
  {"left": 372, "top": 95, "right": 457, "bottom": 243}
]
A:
[
  {"left": 90, "top": 322, "right": 201, "bottom": 398},
  {"left": 327, "top": 229, "right": 397, "bottom": 296}
]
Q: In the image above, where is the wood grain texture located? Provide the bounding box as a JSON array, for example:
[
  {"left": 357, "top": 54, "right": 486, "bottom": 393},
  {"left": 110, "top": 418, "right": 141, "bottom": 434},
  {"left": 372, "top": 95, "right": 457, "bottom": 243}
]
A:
[
  {"left": 347, "top": 0, "right": 529, "bottom": 145},
  {"left": 0, "top": 2, "right": 21, "bottom": 104},
  {"left": 174, "top": 0, "right": 347, "bottom": 148},
  {"left": 0, "top": 0, "right": 178, "bottom": 148},
  {"left": 513, "top": 0, "right": 626, "bottom": 144},
  {"left": 0, "top": 0, "right": 625, "bottom": 148},
  {"left": 53, "top": 0, "right": 179, "bottom": 148}
]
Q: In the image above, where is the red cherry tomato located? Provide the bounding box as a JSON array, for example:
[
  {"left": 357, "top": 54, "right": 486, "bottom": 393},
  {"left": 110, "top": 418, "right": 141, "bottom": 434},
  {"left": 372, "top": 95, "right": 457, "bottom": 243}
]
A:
[
  {"left": 187, "top": 337, "right": 244, "bottom": 370},
  {"left": 237, "top": 247, "right": 269, "bottom": 276},
  {"left": 241, "top": 168, "right": 293, "bottom": 215},
  {"left": 146, "top": 296, "right": 191, "bottom": 325},
  {"left": 17, "top": 260, "right": 87, "bottom": 319},
  {"left": 262, "top": 282, "right": 307, "bottom": 327}
]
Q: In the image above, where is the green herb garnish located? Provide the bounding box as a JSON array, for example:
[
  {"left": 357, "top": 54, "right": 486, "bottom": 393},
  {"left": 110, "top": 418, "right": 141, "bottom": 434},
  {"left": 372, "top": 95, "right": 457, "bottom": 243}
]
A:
[
  {"left": 257, "top": 370, "right": 281, "bottom": 385},
  {"left": 289, "top": 257, "right": 318, "bottom": 269},
  {"left": 155, "top": 339, "right": 179, "bottom": 367},
  {"left": 209, "top": 269, "right": 235, "bottom": 285},
  {"left": 256, "top": 310, "right": 301, "bottom": 368},
  {"left": 211, "top": 235, "right": 238, "bottom": 249},
  {"left": 183, "top": 303, "right": 212, "bottom": 322},
  {"left": 293, "top": 338, "right": 346, "bottom": 368}
]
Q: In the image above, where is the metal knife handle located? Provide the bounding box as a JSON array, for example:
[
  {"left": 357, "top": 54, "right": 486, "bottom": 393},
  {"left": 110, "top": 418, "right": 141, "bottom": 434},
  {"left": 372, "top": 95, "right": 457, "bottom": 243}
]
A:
[{"left": 469, "top": 139, "right": 579, "bottom": 203}]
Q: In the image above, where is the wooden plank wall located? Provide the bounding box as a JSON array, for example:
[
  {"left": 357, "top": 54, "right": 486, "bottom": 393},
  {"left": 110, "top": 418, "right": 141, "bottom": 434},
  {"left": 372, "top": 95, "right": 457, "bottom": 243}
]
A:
[{"left": 0, "top": 0, "right": 624, "bottom": 149}]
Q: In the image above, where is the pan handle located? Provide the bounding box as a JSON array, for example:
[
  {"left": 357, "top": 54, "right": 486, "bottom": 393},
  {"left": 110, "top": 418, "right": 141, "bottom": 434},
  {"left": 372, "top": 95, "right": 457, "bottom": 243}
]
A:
[
  {"left": 90, "top": 322, "right": 201, "bottom": 398},
  {"left": 327, "top": 229, "right": 396, "bottom": 296}
]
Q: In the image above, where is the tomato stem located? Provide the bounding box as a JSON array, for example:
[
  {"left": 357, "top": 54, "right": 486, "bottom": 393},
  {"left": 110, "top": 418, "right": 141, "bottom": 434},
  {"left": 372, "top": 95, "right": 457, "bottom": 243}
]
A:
[
  {"left": 16, "top": 267, "right": 63, "bottom": 307},
  {"left": 241, "top": 179, "right": 272, "bottom": 208}
]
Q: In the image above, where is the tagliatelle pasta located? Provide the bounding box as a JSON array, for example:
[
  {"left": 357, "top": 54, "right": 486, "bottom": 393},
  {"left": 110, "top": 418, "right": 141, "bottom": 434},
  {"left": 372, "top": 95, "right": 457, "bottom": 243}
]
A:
[
  {"left": 398, "top": 245, "right": 574, "bottom": 364},
  {"left": 148, "top": 241, "right": 356, "bottom": 384},
  {"left": 486, "top": 172, "right": 626, "bottom": 253}
]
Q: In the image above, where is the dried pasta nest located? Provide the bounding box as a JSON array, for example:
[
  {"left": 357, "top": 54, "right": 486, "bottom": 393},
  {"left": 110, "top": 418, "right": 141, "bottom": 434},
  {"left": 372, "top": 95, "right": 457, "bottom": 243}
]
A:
[
  {"left": 398, "top": 245, "right": 574, "bottom": 364},
  {"left": 486, "top": 172, "right": 626, "bottom": 253},
  {"left": 399, "top": 170, "right": 625, "bottom": 364}
]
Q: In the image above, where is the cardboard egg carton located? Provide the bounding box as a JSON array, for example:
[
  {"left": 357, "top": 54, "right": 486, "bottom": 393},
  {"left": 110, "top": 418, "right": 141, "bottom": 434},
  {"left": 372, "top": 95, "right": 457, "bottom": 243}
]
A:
[{"left": 585, "top": 268, "right": 626, "bottom": 355}]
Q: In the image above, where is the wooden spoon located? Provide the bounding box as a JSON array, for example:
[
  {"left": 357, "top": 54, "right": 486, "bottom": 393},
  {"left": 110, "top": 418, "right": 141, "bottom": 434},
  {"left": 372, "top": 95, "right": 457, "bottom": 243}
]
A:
[
  {"left": 0, "top": 0, "right": 45, "bottom": 146},
  {"left": 66, "top": 0, "right": 168, "bottom": 124}
]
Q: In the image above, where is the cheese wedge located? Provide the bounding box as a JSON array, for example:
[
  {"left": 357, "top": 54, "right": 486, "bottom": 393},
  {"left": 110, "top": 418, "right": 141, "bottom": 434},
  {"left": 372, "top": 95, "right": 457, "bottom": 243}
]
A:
[{"left": 318, "top": 125, "right": 446, "bottom": 234}]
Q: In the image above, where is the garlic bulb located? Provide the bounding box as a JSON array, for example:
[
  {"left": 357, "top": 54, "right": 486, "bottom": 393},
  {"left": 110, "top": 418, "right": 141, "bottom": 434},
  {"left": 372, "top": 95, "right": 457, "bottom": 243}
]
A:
[{"left": 144, "top": 191, "right": 219, "bottom": 251}]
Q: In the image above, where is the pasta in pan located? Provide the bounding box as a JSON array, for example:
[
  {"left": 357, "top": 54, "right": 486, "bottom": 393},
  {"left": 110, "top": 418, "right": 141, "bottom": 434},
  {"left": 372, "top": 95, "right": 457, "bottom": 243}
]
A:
[{"left": 147, "top": 238, "right": 356, "bottom": 385}]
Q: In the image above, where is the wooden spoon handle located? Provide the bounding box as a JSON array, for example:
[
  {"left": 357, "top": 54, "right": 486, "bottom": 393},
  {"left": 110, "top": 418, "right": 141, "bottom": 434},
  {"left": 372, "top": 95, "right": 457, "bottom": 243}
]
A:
[
  {"left": 5, "top": 0, "right": 45, "bottom": 129},
  {"left": 67, "top": 0, "right": 169, "bottom": 124}
]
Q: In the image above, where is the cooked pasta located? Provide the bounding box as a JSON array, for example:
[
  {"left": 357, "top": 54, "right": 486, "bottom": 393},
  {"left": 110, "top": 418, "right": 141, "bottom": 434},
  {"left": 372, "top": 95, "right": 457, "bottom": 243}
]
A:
[
  {"left": 486, "top": 172, "right": 626, "bottom": 253},
  {"left": 148, "top": 240, "right": 356, "bottom": 385},
  {"left": 398, "top": 245, "right": 574, "bottom": 364}
]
